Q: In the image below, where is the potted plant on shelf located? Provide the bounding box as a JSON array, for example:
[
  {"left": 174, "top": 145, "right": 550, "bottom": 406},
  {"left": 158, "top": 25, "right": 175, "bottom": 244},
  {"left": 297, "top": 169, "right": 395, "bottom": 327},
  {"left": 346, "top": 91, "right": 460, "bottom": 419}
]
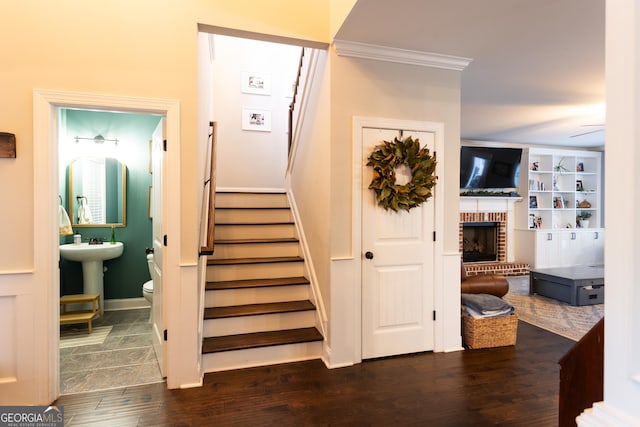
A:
[
  {"left": 554, "top": 157, "right": 569, "bottom": 172},
  {"left": 577, "top": 211, "right": 592, "bottom": 228}
]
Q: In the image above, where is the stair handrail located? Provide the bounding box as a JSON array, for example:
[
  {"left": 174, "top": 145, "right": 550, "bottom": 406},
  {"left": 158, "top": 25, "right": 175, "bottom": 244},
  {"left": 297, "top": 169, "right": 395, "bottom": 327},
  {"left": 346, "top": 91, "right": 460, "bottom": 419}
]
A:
[
  {"left": 200, "top": 121, "right": 217, "bottom": 255},
  {"left": 288, "top": 47, "right": 305, "bottom": 157},
  {"left": 286, "top": 48, "right": 322, "bottom": 176}
]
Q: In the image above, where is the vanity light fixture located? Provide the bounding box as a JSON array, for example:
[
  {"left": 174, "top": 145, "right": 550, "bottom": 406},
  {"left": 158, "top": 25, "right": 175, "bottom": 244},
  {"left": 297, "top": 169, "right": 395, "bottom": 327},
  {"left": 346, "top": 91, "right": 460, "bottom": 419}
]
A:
[{"left": 74, "top": 134, "right": 119, "bottom": 145}]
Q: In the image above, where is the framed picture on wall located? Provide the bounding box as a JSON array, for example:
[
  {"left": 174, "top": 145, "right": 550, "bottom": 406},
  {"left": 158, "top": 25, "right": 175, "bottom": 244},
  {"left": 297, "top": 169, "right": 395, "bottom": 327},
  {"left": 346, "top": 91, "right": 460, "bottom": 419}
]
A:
[
  {"left": 242, "top": 107, "right": 272, "bottom": 132},
  {"left": 241, "top": 72, "right": 271, "bottom": 95}
]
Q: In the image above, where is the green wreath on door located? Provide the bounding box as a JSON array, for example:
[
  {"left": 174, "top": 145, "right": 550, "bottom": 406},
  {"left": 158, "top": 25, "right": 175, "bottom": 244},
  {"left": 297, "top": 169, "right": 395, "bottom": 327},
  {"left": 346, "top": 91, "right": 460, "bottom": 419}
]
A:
[{"left": 366, "top": 136, "right": 437, "bottom": 212}]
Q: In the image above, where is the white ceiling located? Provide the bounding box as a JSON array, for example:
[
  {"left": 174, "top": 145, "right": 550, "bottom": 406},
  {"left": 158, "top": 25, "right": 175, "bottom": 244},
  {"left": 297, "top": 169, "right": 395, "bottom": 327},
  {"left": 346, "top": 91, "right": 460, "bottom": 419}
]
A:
[{"left": 335, "top": 0, "right": 605, "bottom": 148}]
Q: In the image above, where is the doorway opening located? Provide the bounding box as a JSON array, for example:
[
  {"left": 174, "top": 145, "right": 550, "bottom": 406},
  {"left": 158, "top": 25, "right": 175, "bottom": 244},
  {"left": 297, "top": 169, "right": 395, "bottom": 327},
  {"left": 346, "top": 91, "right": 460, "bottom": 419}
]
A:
[
  {"left": 58, "top": 108, "right": 164, "bottom": 394},
  {"left": 34, "top": 88, "right": 179, "bottom": 401}
]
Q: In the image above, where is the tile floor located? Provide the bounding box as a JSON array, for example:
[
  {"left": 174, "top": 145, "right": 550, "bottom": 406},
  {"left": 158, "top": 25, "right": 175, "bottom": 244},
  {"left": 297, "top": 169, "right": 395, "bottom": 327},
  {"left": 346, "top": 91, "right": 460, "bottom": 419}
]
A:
[{"left": 59, "top": 307, "right": 164, "bottom": 395}]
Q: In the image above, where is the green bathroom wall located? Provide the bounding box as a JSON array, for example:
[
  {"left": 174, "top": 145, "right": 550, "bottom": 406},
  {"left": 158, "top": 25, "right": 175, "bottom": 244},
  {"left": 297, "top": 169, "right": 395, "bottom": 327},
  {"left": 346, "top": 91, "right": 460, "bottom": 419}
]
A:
[
  {"left": 59, "top": 109, "right": 162, "bottom": 300},
  {"left": 105, "top": 158, "right": 120, "bottom": 223}
]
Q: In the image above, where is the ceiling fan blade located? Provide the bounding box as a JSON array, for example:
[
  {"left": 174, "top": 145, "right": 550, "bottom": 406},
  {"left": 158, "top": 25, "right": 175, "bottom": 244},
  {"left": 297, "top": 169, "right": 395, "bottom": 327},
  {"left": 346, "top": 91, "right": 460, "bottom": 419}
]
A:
[{"left": 570, "top": 129, "right": 605, "bottom": 138}]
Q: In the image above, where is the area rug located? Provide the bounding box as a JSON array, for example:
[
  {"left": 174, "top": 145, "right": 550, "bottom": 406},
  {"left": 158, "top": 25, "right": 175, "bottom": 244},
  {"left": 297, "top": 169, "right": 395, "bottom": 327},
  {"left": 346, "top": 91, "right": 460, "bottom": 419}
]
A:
[
  {"left": 503, "top": 276, "right": 603, "bottom": 342},
  {"left": 60, "top": 326, "right": 113, "bottom": 349}
]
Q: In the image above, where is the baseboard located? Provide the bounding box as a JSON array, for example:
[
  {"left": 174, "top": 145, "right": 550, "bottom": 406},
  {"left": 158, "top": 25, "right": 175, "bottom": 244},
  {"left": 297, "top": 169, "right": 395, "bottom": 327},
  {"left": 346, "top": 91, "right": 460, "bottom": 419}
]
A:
[
  {"left": 104, "top": 297, "right": 150, "bottom": 311},
  {"left": 179, "top": 380, "right": 204, "bottom": 389}
]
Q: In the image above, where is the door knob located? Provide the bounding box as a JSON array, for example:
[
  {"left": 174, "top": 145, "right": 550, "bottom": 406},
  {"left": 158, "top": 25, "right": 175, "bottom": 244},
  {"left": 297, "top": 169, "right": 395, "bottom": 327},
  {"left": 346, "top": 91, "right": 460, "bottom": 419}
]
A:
[{"left": 365, "top": 251, "right": 374, "bottom": 259}]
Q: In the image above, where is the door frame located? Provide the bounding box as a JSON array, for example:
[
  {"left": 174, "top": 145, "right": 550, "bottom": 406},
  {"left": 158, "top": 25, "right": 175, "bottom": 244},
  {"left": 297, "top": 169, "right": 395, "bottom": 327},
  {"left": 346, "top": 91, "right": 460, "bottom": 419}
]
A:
[
  {"left": 352, "top": 117, "right": 445, "bottom": 362},
  {"left": 33, "top": 89, "right": 180, "bottom": 402}
]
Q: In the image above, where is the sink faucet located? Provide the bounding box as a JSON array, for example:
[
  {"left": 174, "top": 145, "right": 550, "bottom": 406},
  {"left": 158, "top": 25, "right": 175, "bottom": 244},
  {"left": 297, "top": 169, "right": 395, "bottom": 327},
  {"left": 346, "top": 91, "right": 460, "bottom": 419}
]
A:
[{"left": 88, "top": 237, "right": 104, "bottom": 245}]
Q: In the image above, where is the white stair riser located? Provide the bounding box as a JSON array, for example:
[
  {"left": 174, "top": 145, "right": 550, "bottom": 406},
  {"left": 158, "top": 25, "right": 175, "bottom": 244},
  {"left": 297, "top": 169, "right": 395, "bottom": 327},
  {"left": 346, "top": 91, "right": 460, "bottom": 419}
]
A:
[
  {"left": 203, "top": 311, "right": 316, "bottom": 337},
  {"left": 205, "top": 285, "right": 310, "bottom": 307},
  {"left": 214, "top": 224, "right": 297, "bottom": 240},
  {"left": 215, "top": 209, "right": 292, "bottom": 223},
  {"left": 216, "top": 193, "right": 289, "bottom": 208},
  {"left": 211, "top": 242, "right": 300, "bottom": 260},
  {"left": 207, "top": 262, "right": 305, "bottom": 282},
  {"left": 202, "top": 341, "right": 322, "bottom": 373}
]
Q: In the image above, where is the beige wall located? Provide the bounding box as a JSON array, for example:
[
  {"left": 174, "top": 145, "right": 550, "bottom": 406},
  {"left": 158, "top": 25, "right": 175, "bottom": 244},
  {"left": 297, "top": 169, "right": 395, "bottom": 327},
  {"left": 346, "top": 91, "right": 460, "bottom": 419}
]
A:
[
  {"left": 289, "top": 51, "right": 332, "bottom": 322},
  {"left": 0, "top": 0, "right": 331, "bottom": 270},
  {"left": 329, "top": 50, "right": 462, "bottom": 258}
]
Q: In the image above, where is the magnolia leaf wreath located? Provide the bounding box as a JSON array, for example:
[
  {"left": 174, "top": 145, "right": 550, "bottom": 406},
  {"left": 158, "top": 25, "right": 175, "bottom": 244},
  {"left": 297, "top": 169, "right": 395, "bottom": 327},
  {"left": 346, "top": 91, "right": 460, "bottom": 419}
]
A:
[{"left": 367, "top": 136, "right": 437, "bottom": 212}]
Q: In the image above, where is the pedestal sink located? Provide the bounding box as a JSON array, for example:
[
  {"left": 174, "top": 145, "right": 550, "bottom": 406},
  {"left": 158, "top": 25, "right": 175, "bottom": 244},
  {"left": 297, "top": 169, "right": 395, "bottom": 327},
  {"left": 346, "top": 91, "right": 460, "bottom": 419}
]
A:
[{"left": 59, "top": 242, "right": 124, "bottom": 314}]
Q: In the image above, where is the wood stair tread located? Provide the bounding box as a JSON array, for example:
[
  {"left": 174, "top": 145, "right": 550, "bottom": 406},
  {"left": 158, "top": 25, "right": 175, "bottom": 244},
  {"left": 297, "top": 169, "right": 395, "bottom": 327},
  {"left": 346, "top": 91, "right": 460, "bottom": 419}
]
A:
[
  {"left": 206, "top": 276, "right": 309, "bottom": 291},
  {"left": 216, "top": 207, "right": 290, "bottom": 210},
  {"left": 214, "top": 221, "right": 294, "bottom": 226},
  {"left": 216, "top": 191, "right": 285, "bottom": 195},
  {"left": 214, "top": 237, "right": 298, "bottom": 245},
  {"left": 207, "top": 256, "right": 303, "bottom": 266},
  {"left": 204, "top": 300, "right": 315, "bottom": 319},
  {"left": 202, "top": 327, "right": 323, "bottom": 354}
]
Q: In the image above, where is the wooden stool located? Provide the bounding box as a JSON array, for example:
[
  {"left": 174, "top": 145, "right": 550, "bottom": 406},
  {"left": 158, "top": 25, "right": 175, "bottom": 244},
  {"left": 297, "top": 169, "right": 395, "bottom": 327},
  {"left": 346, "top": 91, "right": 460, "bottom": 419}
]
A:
[{"left": 60, "top": 293, "right": 102, "bottom": 334}]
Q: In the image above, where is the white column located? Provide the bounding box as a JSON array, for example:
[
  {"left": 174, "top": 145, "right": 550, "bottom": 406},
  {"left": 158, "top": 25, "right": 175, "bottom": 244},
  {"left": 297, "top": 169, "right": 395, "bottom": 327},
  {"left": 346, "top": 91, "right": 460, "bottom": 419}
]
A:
[{"left": 578, "top": 0, "right": 640, "bottom": 425}]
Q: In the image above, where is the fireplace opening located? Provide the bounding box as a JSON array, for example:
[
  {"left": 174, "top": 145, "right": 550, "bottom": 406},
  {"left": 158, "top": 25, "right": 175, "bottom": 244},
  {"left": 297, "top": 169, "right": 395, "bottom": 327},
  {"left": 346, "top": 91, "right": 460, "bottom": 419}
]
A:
[{"left": 462, "top": 221, "right": 499, "bottom": 262}]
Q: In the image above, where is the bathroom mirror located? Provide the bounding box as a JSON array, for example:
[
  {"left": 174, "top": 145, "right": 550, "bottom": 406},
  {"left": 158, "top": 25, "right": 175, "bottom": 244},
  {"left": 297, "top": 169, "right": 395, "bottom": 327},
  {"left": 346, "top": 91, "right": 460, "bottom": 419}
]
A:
[{"left": 68, "top": 156, "right": 127, "bottom": 226}]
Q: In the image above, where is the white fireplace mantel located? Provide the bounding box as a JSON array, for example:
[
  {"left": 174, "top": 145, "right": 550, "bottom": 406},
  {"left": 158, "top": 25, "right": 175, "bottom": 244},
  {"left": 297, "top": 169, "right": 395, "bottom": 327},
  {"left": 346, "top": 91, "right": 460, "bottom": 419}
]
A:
[{"left": 459, "top": 196, "right": 522, "bottom": 213}]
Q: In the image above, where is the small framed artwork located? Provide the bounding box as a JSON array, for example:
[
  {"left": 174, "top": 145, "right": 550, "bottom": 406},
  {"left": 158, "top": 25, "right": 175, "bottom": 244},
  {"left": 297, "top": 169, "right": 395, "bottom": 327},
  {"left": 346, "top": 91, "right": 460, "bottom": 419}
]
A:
[
  {"left": 576, "top": 162, "right": 584, "bottom": 172},
  {"left": 529, "top": 195, "right": 538, "bottom": 209},
  {"left": 553, "top": 196, "right": 565, "bottom": 209},
  {"left": 576, "top": 180, "right": 584, "bottom": 191},
  {"left": 242, "top": 108, "right": 272, "bottom": 132},
  {"left": 0, "top": 132, "right": 16, "bottom": 158},
  {"left": 242, "top": 72, "right": 271, "bottom": 95}
]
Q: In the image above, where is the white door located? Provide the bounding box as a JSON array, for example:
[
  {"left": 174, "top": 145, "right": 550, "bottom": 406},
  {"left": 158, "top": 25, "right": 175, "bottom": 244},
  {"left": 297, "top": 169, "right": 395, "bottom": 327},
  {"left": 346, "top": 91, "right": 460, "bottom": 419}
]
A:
[
  {"left": 361, "top": 127, "right": 436, "bottom": 359},
  {"left": 151, "top": 119, "right": 166, "bottom": 376}
]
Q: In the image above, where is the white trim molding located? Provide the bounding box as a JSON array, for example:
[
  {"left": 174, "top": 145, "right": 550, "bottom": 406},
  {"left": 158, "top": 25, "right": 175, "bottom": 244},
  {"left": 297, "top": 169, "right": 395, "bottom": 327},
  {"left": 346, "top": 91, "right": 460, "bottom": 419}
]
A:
[
  {"left": 286, "top": 190, "right": 328, "bottom": 338},
  {"left": 333, "top": 39, "right": 472, "bottom": 71},
  {"left": 352, "top": 116, "right": 453, "bottom": 361},
  {"left": 32, "top": 89, "right": 193, "bottom": 402}
]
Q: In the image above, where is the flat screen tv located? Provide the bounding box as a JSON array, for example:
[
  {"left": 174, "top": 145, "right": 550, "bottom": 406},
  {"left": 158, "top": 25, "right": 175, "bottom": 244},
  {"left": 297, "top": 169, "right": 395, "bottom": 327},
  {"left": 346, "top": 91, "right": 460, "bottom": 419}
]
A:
[{"left": 460, "top": 146, "right": 522, "bottom": 190}]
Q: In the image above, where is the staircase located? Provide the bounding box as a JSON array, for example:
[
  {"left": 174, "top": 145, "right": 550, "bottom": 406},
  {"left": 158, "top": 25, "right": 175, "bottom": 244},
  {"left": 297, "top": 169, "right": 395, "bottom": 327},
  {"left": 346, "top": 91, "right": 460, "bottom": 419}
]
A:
[{"left": 202, "top": 191, "right": 323, "bottom": 372}]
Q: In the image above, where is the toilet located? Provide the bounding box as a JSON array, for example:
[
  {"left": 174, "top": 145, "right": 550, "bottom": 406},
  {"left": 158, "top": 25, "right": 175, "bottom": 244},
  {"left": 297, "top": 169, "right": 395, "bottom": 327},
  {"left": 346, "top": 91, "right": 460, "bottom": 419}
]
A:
[{"left": 143, "top": 253, "right": 154, "bottom": 322}]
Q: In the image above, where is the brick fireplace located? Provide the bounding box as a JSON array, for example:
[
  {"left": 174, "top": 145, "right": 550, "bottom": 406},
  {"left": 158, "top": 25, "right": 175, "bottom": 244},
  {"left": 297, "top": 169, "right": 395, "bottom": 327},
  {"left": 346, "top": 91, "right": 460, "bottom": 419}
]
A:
[
  {"left": 460, "top": 212, "right": 507, "bottom": 263},
  {"left": 460, "top": 197, "right": 529, "bottom": 277}
]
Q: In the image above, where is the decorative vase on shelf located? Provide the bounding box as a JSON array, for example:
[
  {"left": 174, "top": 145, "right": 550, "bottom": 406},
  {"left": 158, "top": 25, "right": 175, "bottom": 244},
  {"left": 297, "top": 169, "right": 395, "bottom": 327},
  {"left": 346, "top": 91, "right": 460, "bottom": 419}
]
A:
[{"left": 580, "top": 220, "right": 590, "bottom": 229}]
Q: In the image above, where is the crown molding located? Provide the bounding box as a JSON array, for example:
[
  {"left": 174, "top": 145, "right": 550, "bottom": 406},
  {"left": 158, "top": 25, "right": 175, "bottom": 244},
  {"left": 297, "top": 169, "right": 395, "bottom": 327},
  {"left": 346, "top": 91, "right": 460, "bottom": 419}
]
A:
[{"left": 333, "top": 39, "right": 472, "bottom": 71}]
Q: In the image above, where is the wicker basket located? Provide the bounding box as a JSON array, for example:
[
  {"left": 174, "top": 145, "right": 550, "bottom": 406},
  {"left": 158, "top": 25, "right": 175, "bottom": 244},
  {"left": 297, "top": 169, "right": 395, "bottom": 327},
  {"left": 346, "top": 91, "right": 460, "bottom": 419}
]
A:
[{"left": 462, "top": 312, "right": 518, "bottom": 349}]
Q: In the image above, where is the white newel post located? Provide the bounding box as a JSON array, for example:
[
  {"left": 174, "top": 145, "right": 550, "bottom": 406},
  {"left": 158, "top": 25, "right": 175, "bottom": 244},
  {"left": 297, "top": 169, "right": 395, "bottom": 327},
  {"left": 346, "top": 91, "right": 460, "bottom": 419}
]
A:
[{"left": 577, "top": 0, "right": 640, "bottom": 425}]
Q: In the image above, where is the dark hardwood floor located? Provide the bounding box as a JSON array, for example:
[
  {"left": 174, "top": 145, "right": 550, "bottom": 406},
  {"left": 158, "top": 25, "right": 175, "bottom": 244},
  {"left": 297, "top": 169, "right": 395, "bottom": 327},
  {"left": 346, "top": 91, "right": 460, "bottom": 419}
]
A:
[{"left": 55, "top": 321, "right": 573, "bottom": 426}]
